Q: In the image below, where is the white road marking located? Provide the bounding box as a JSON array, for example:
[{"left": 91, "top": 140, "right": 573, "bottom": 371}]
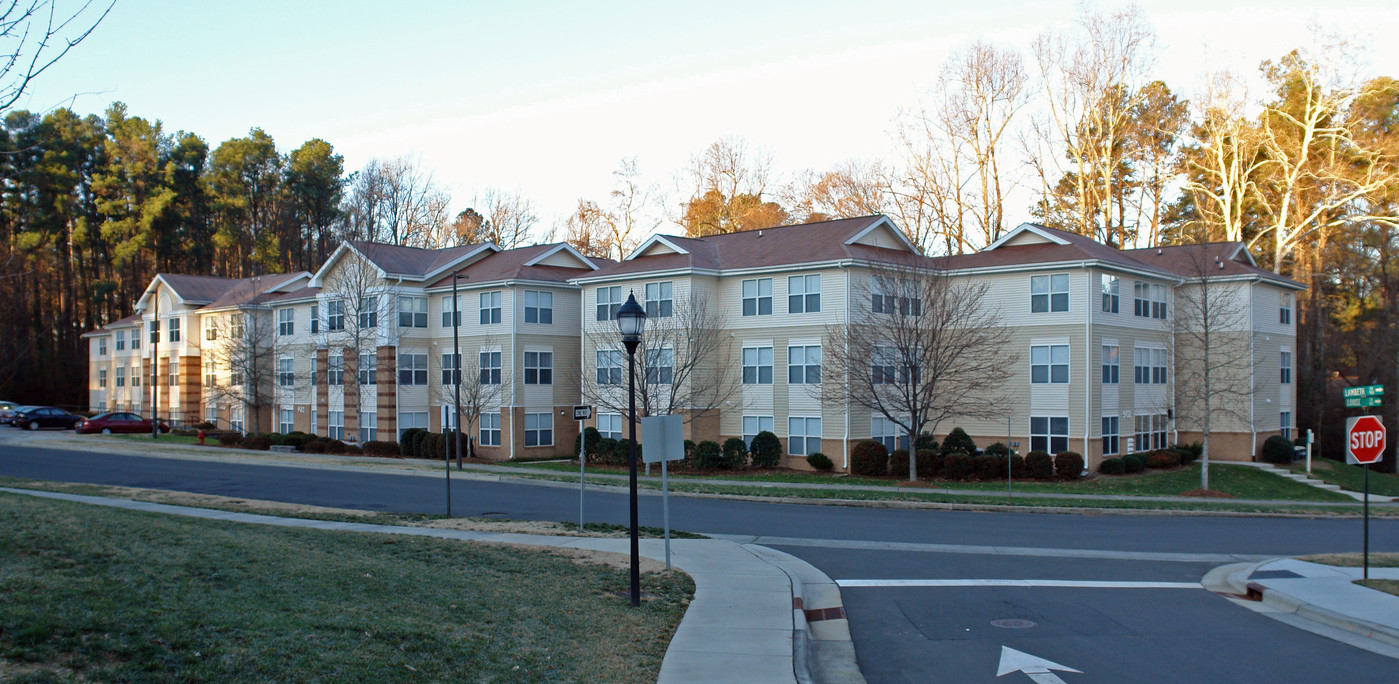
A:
[
  {"left": 997, "top": 646, "right": 1082, "bottom": 682},
  {"left": 837, "top": 578, "right": 1202, "bottom": 589}
]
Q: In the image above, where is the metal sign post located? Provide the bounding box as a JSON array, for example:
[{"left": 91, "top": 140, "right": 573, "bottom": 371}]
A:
[
  {"left": 1346, "top": 404, "right": 1386, "bottom": 580},
  {"left": 642, "top": 414, "right": 684, "bottom": 570},
  {"left": 574, "top": 405, "right": 592, "bottom": 531}
]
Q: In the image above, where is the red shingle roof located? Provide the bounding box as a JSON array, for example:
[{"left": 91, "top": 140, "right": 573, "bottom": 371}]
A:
[
  {"left": 424, "top": 243, "right": 607, "bottom": 288},
  {"left": 348, "top": 240, "right": 488, "bottom": 277},
  {"left": 1125, "top": 243, "right": 1302, "bottom": 288}
]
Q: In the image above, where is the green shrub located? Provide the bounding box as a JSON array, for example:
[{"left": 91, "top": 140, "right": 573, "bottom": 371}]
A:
[
  {"left": 722, "top": 438, "right": 750, "bottom": 468},
  {"left": 942, "top": 452, "right": 974, "bottom": 480},
  {"left": 362, "top": 440, "right": 400, "bottom": 457},
  {"left": 343, "top": 444, "right": 363, "bottom": 455},
  {"left": 984, "top": 442, "right": 1010, "bottom": 457},
  {"left": 241, "top": 435, "right": 273, "bottom": 451},
  {"left": 399, "top": 428, "right": 425, "bottom": 457},
  {"left": 916, "top": 449, "right": 942, "bottom": 479},
  {"left": 574, "top": 427, "right": 602, "bottom": 459},
  {"left": 1099, "top": 457, "right": 1126, "bottom": 475},
  {"left": 613, "top": 439, "right": 641, "bottom": 465},
  {"left": 282, "top": 431, "right": 313, "bottom": 450},
  {"left": 975, "top": 454, "right": 1004, "bottom": 480},
  {"left": 888, "top": 448, "right": 911, "bottom": 479},
  {"left": 941, "top": 427, "right": 977, "bottom": 457},
  {"left": 1123, "top": 454, "right": 1145, "bottom": 473},
  {"left": 1024, "top": 450, "right": 1054, "bottom": 479},
  {"left": 1262, "top": 435, "right": 1296, "bottom": 464},
  {"left": 749, "top": 431, "right": 783, "bottom": 468},
  {"left": 422, "top": 433, "right": 446, "bottom": 459},
  {"left": 1172, "top": 446, "right": 1197, "bottom": 465},
  {"left": 694, "top": 440, "right": 723, "bottom": 469},
  {"left": 415, "top": 430, "right": 436, "bottom": 459},
  {"left": 262, "top": 432, "right": 285, "bottom": 446},
  {"left": 302, "top": 439, "right": 325, "bottom": 454},
  {"left": 194, "top": 421, "right": 217, "bottom": 431},
  {"left": 1054, "top": 451, "right": 1085, "bottom": 480},
  {"left": 915, "top": 432, "right": 938, "bottom": 452},
  {"left": 807, "top": 452, "right": 834, "bottom": 471},
  {"left": 683, "top": 439, "right": 696, "bottom": 461},
  {"left": 596, "top": 437, "right": 620, "bottom": 464},
  {"left": 1007, "top": 453, "right": 1025, "bottom": 478},
  {"left": 1145, "top": 449, "right": 1180, "bottom": 468},
  {"left": 217, "top": 432, "right": 243, "bottom": 447},
  {"left": 850, "top": 440, "right": 888, "bottom": 477}
]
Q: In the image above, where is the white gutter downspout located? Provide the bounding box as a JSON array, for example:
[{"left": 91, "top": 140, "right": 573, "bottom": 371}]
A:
[
  {"left": 1248, "top": 281, "right": 1257, "bottom": 459},
  {"left": 395, "top": 277, "right": 403, "bottom": 441},
  {"left": 1083, "top": 262, "right": 1092, "bottom": 457},
  {"left": 510, "top": 286, "right": 518, "bottom": 460},
  {"left": 841, "top": 263, "right": 851, "bottom": 470}
]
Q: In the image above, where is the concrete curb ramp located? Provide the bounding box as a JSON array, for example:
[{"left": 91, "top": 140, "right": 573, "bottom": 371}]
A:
[
  {"left": 1211, "top": 556, "right": 1399, "bottom": 651},
  {"left": 0, "top": 486, "right": 861, "bottom": 684}
]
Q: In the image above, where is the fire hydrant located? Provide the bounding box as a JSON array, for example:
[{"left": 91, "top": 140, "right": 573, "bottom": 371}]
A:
[{"left": 197, "top": 429, "right": 206, "bottom": 446}]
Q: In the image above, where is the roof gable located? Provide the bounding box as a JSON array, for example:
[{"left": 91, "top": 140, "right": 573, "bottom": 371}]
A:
[
  {"left": 986, "top": 223, "right": 1072, "bottom": 250},
  {"left": 628, "top": 235, "right": 691, "bottom": 260},
  {"left": 524, "top": 243, "right": 599, "bottom": 270},
  {"left": 844, "top": 216, "right": 918, "bottom": 253}
]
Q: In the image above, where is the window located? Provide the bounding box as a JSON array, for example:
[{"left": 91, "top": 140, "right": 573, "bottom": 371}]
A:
[
  {"left": 230, "top": 313, "right": 243, "bottom": 340},
  {"left": 149, "top": 320, "right": 159, "bottom": 344},
  {"left": 328, "top": 354, "right": 344, "bottom": 386},
  {"left": 788, "top": 275, "right": 820, "bottom": 314},
  {"left": 280, "top": 409, "right": 294, "bottom": 435},
  {"left": 441, "top": 405, "right": 459, "bottom": 431},
  {"left": 872, "top": 278, "right": 920, "bottom": 316},
  {"left": 788, "top": 417, "right": 822, "bottom": 456},
  {"left": 278, "top": 308, "right": 294, "bottom": 336},
  {"left": 1102, "top": 416, "right": 1119, "bottom": 455},
  {"left": 398, "top": 411, "right": 428, "bottom": 440},
  {"left": 229, "top": 366, "right": 242, "bottom": 387},
  {"left": 358, "top": 295, "right": 378, "bottom": 328},
  {"left": 788, "top": 345, "right": 821, "bottom": 384},
  {"left": 1280, "top": 293, "right": 1293, "bottom": 325},
  {"left": 98, "top": 369, "right": 107, "bottom": 388},
  {"left": 479, "top": 412, "right": 501, "bottom": 446},
  {"left": 398, "top": 296, "right": 427, "bottom": 328},
  {"left": 1031, "top": 344, "right": 1069, "bottom": 384},
  {"left": 327, "top": 300, "right": 345, "bottom": 331},
  {"left": 1134, "top": 414, "right": 1168, "bottom": 451},
  {"left": 98, "top": 337, "right": 107, "bottom": 356},
  {"left": 524, "top": 290, "right": 553, "bottom": 324},
  {"left": 872, "top": 415, "right": 910, "bottom": 453},
  {"left": 359, "top": 353, "right": 377, "bottom": 385},
  {"left": 595, "top": 286, "right": 621, "bottom": 321},
  {"left": 1031, "top": 274, "right": 1069, "bottom": 313},
  {"left": 480, "top": 291, "right": 502, "bottom": 324},
  {"left": 597, "top": 413, "right": 623, "bottom": 441},
  {"left": 1100, "top": 274, "right": 1120, "bottom": 313},
  {"left": 524, "top": 412, "right": 553, "bottom": 447},
  {"left": 644, "top": 282, "right": 672, "bottom": 318},
  {"left": 1030, "top": 416, "right": 1069, "bottom": 454},
  {"left": 1280, "top": 411, "right": 1292, "bottom": 440},
  {"left": 742, "top": 416, "right": 774, "bottom": 447},
  {"left": 742, "top": 346, "right": 773, "bottom": 384},
  {"left": 131, "top": 368, "right": 140, "bottom": 387},
  {"left": 115, "top": 330, "right": 125, "bottom": 351},
  {"left": 1134, "top": 282, "right": 1168, "bottom": 319},
  {"left": 442, "top": 353, "right": 460, "bottom": 385},
  {"left": 742, "top": 278, "right": 772, "bottom": 316},
  {"left": 230, "top": 405, "right": 244, "bottom": 434},
  {"left": 359, "top": 412, "right": 377, "bottom": 443},
  {"left": 398, "top": 353, "right": 427, "bottom": 385},
  {"left": 441, "top": 295, "right": 461, "bottom": 327},
  {"left": 1134, "top": 347, "right": 1167, "bottom": 385},
  {"left": 524, "top": 351, "right": 553, "bottom": 385},
  {"left": 205, "top": 402, "right": 216, "bottom": 423},
  {"left": 168, "top": 359, "right": 178, "bottom": 386},
  {"left": 1101, "top": 345, "right": 1119, "bottom": 384},
  {"left": 1280, "top": 350, "right": 1292, "bottom": 385},
  {"left": 645, "top": 347, "right": 673, "bottom": 385},
  {"left": 479, "top": 350, "right": 501, "bottom": 385},
  {"left": 168, "top": 317, "right": 181, "bottom": 342},
  {"left": 596, "top": 349, "right": 623, "bottom": 385},
  {"left": 310, "top": 304, "right": 320, "bottom": 334},
  {"left": 278, "top": 357, "right": 294, "bottom": 386},
  {"left": 1152, "top": 349, "right": 1167, "bottom": 384},
  {"left": 115, "top": 366, "right": 126, "bottom": 387},
  {"left": 130, "top": 327, "right": 139, "bottom": 350},
  {"left": 204, "top": 361, "right": 216, "bottom": 388}
]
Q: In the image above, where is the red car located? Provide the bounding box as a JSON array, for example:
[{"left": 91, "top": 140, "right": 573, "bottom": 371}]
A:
[{"left": 77, "top": 412, "right": 170, "bottom": 435}]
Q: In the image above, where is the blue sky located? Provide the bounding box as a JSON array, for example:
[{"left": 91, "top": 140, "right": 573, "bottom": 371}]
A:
[{"left": 19, "top": 0, "right": 1399, "bottom": 232}]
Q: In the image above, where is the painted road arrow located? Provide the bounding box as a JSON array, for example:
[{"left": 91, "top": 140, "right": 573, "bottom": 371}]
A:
[{"left": 997, "top": 646, "right": 1082, "bottom": 683}]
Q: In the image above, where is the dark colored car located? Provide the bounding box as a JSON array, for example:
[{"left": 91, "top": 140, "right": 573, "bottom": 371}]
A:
[
  {"left": 1, "top": 404, "right": 39, "bottom": 426},
  {"left": 12, "top": 406, "right": 84, "bottom": 430},
  {"left": 0, "top": 400, "right": 20, "bottom": 424},
  {"left": 77, "top": 412, "right": 169, "bottom": 435}
]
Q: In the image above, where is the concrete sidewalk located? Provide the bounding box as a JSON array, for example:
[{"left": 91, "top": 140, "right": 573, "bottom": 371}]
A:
[
  {"left": 0, "top": 486, "right": 864, "bottom": 684},
  {"left": 1208, "top": 557, "right": 1399, "bottom": 656}
]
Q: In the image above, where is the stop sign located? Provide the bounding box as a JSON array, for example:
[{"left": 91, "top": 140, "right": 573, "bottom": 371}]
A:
[{"left": 1346, "top": 415, "right": 1387, "bottom": 465}]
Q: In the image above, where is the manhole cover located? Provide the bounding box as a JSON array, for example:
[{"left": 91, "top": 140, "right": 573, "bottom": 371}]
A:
[{"left": 991, "top": 619, "right": 1037, "bottom": 629}]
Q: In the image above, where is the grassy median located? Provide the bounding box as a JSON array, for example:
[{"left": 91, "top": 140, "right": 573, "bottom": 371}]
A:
[
  {"left": 1292, "top": 459, "right": 1399, "bottom": 498},
  {"left": 0, "top": 491, "right": 692, "bottom": 682}
]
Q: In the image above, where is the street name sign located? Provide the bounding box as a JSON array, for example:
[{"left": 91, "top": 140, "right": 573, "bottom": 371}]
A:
[
  {"left": 1343, "top": 385, "right": 1385, "bottom": 398},
  {"left": 1345, "top": 396, "right": 1382, "bottom": 408},
  {"left": 1346, "top": 415, "right": 1386, "bottom": 465}
]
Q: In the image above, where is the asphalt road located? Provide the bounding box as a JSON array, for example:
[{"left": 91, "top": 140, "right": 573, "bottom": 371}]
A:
[{"left": 3, "top": 429, "right": 1398, "bottom": 682}]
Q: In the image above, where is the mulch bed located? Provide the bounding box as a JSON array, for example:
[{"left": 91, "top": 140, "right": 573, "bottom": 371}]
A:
[{"left": 1180, "top": 488, "right": 1234, "bottom": 498}]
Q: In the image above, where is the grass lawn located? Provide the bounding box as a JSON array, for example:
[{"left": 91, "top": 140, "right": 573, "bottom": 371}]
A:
[
  {"left": 1297, "top": 552, "right": 1399, "bottom": 568},
  {"left": 1358, "top": 580, "right": 1399, "bottom": 597},
  {"left": 112, "top": 432, "right": 202, "bottom": 446},
  {"left": 0, "top": 492, "right": 692, "bottom": 682},
  {"left": 1292, "top": 459, "right": 1399, "bottom": 497}
]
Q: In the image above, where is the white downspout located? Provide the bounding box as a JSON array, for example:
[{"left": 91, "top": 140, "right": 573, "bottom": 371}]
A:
[
  {"left": 842, "top": 263, "right": 851, "bottom": 470},
  {"left": 395, "top": 277, "right": 403, "bottom": 441},
  {"left": 1083, "top": 263, "right": 1092, "bottom": 457},
  {"left": 1248, "top": 282, "right": 1257, "bottom": 459},
  {"left": 510, "top": 286, "right": 518, "bottom": 460}
]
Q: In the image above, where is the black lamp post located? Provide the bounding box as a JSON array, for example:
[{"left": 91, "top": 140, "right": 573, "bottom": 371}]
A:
[
  {"left": 453, "top": 273, "right": 466, "bottom": 470},
  {"left": 616, "top": 292, "right": 647, "bottom": 607}
]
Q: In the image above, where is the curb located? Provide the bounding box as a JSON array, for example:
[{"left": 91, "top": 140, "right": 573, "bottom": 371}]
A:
[
  {"left": 746, "top": 545, "right": 866, "bottom": 684},
  {"left": 1246, "top": 581, "right": 1399, "bottom": 649}
]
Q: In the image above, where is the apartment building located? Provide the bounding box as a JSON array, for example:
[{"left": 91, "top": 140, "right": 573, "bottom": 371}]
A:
[{"left": 84, "top": 215, "right": 1300, "bottom": 469}]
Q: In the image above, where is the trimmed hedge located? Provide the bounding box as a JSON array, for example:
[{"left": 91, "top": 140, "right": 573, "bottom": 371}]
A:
[
  {"left": 362, "top": 440, "right": 400, "bottom": 457},
  {"left": 942, "top": 452, "right": 974, "bottom": 480},
  {"left": 399, "top": 428, "right": 425, "bottom": 457},
  {"left": 749, "top": 431, "right": 783, "bottom": 468},
  {"left": 984, "top": 442, "right": 1010, "bottom": 457},
  {"left": 216, "top": 432, "right": 243, "bottom": 447},
  {"left": 914, "top": 432, "right": 938, "bottom": 452},
  {"left": 888, "top": 448, "right": 911, "bottom": 479},
  {"left": 693, "top": 440, "right": 723, "bottom": 469},
  {"left": 241, "top": 435, "right": 273, "bottom": 451},
  {"left": 807, "top": 452, "right": 834, "bottom": 471},
  {"left": 1054, "top": 451, "right": 1085, "bottom": 480},
  {"left": 851, "top": 440, "right": 888, "bottom": 477},
  {"left": 1024, "top": 450, "right": 1054, "bottom": 479},
  {"left": 1099, "top": 457, "right": 1126, "bottom": 475},
  {"left": 1145, "top": 449, "right": 1180, "bottom": 468},
  {"left": 574, "top": 427, "right": 602, "bottom": 459},
  {"left": 1262, "top": 435, "right": 1296, "bottom": 464},
  {"left": 723, "top": 438, "right": 749, "bottom": 468},
  {"left": 597, "top": 438, "right": 621, "bottom": 465},
  {"left": 916, "top": 449, "right": 942, "bottom": 479},
  {"left": 973, "top": 454, "right": 1000, "bottom": 480},
  {"left": 941, "top": 427, "right": 976, "bottom": 457},
  {"left": 1123, "top": 454, "right": 1145, "bottom": 473}
]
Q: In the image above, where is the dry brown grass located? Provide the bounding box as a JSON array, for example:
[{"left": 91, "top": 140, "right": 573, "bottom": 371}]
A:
[{"left": 1298, "top": 552, "right": 1399, "bottom": 568}]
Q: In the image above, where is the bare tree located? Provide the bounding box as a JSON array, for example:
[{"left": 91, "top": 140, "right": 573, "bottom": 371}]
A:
[
  {"left": 677, "top": 136, "right": 788, "bottom": 236},
  {"left": 432, "top": 336, "right": 506, "bottom": 457},
  {"left": 203, "top": 306, "right": 277, "bottom": 434},
  {"left": 317, "top": 249, "right": 395, "bottom": 437},
  {"left": 783, "top": 159, "right": 889, "bottom": 224},
  {"left": 0, "top": 1, "right": 115, "bottom": 113},
  {"left": 340, "top": 156, "right": 451, "bottom": 247},
  {"left": 1171, "top": 246, "right": 1257, "bottom": 490},
  {"left": 580, "top": 290, "right": 736, "bottom": 427},
  {"left": 563, "top": 157, "right": 661, "bottom": 260},
  {"left": 457, "top": 188, "right": 541, "bottom": 249},
  {"left": 824, "top": 259, "right": 1016, "bottom": 480},
  {"left": 1182, "top": 70, "right": 1270, "bottom": 243}
]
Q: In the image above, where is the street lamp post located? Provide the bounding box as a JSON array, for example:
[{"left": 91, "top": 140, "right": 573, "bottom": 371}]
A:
[
  {"left": 616, "top": 292, "right": 647, "bottom": 607},
  {"left": 453, "top": 273, "right": 466, "bottom": 470}
]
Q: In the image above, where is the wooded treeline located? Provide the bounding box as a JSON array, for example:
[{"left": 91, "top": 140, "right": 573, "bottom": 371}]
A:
[{"left": 3, "top": 5, "right": 1397, "bottom": 467}]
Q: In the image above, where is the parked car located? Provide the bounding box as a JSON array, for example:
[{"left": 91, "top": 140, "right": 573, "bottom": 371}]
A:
[
  {"left": 12, "top": 406, "right": 84, "bottom": 430},
  {"left": 0, "top": 401, "right": 20, "bottom": 423},
  {"left": 1, "top": 404, "right": 39, "bottom": 426},
  {"left": 77, "top": 412, "right": 169, "bottom": 435}
]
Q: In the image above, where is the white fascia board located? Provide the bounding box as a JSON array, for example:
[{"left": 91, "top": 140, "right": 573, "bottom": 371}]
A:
[
  {"left": 937, "top": 259, "right": 1181, "bottom": 284},
  {"left": 268, "top": 272, "right": 312, "bottom": 292},
  {"left": 983, "top": 223, "right": 1072, "bottom": 251},
  {"left": 625, "top": 234, "right": 690, "bottom": 261},
  {"left": 420, "top": 243, "right": 500, "bottom": 283},
  {"left": 424, "top": 278, "right": 582, "bottom": 294},
  {"left": 522, "top": 243, "right": 599, "bottom": 270},
  {"left": 571, "top": 267, "right": 717, "bottom": 286},
  {"left": 842, "top": 216, "right": 918, "bottom": 253},
  {"left": 1228, "top": 243, "right": 1258, "bottom": 266}
]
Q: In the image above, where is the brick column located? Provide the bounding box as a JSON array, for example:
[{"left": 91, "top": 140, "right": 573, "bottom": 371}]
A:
[
  {"left": 343, "top": 346, "right": 359, "bottom": 442},
  {"left": 377, "top": 345, "right": 397, "bottom": 442},
  {"left": 179, "top": 355, "right": 201, "bottom": 424},
  {"left": 315, "top": 348, "right": 329, "bottom": 438}
]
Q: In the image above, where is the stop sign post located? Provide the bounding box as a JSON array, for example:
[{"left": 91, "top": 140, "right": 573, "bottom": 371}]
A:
[{"left": 1346, "top": 415, "right": 1386, "bottom": 465}]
